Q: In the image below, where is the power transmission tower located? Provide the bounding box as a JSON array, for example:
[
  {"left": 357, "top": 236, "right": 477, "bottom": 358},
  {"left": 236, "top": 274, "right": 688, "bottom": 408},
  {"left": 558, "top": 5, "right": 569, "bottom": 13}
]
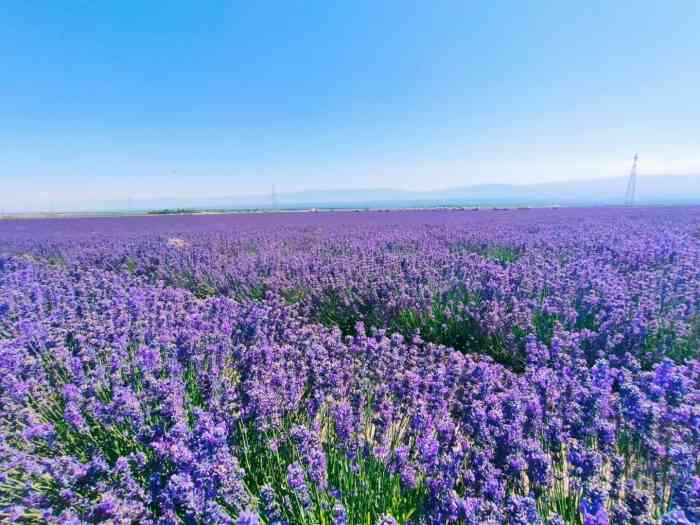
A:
[{"left": 624, "top": 153, "right": 638, "bottom": 206}]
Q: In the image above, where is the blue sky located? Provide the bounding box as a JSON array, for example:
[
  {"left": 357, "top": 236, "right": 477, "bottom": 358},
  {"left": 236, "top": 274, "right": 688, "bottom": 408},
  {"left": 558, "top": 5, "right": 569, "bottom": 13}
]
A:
[{"left": 2, "top": 1, "right": 699, "bottom": 211}]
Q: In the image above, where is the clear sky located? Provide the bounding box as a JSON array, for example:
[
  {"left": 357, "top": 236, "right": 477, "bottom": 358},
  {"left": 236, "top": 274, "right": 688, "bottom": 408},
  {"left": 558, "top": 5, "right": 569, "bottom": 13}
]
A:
[{"left": 2, "top": 1, "right": 699, "bottom": 211}]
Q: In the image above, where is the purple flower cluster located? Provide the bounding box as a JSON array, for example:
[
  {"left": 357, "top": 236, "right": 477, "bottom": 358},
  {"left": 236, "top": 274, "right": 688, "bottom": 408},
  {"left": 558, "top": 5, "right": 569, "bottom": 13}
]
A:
[
  {"left": 4, "top": 207, "right": 698, "bottom": 369},
  {"left": 0, "top": 207, "right": 699, "bottom": 524}
]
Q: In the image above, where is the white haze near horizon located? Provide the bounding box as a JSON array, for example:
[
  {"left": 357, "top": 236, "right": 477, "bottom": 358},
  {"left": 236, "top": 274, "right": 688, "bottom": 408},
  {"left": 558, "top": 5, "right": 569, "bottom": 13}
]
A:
[{"left": 3, "top": 150, "right": 700, "bottom": 213}]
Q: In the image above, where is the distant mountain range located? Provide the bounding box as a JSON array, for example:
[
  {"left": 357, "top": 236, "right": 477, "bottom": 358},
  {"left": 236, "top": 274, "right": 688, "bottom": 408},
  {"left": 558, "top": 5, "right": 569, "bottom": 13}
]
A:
[{"left": 38, "top": 174, "right": 700, "bottom": 213}]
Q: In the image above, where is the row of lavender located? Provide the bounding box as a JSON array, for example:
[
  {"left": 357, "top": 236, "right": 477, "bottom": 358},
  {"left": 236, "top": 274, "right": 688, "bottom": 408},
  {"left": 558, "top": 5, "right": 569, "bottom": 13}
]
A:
[
  {"left": 3, "top": 208, "right": 699, "bottom": 369},
  {"left": 0, "top": 250, "right": 699, "bottom": 524},
  {"left": 0, "top": 207, "right": 699, "bottom": 524}
]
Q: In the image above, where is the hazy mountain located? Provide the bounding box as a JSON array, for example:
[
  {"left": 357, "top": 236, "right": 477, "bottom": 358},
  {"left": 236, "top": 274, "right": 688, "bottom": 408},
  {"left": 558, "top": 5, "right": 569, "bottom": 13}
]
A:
[
  {"left": 26, "top": 174, "right": 700, "bottom": 214},
  {"left": 248, "top": 174, "right": 700, "bottom": 207},
  {"left": 228, "top": 174, "right": 700, "bottom": 208}
]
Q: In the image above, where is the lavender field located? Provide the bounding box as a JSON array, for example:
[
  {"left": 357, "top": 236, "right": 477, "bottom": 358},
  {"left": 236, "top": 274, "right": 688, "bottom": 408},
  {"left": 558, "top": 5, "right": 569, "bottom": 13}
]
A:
[{"left": 1, "top": 207, "right": 699, "bottom": 525}]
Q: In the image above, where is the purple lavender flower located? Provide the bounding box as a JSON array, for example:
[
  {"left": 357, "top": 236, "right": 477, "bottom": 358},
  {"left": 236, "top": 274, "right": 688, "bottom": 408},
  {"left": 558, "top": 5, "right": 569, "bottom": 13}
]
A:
[
  {"left": 581, "top": 485, "right": 609, "bottom": 525},
  {"left": 287, "top": 462, "right": 311, "bottom": 508},
  {"left": 333, "top": 503, "right": 348, "bottom": 525},
  {"left": 236, "top": 510, "right": 260, "bottom": 525},
  {"left": 661, "top": 510, "right": 692, "bottom": 525},
  {"left": 2, "top": 208, "right": 700, "bottom": 524},
  {"left": 506, "top": 496, "right": 542, "bottom": 525}
]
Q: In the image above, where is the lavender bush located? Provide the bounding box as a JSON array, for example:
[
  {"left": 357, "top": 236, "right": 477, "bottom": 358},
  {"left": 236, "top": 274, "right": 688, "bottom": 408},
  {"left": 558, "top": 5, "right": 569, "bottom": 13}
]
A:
[{"left": 1, "top": 207, "right": 699, "bottom": 524}]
